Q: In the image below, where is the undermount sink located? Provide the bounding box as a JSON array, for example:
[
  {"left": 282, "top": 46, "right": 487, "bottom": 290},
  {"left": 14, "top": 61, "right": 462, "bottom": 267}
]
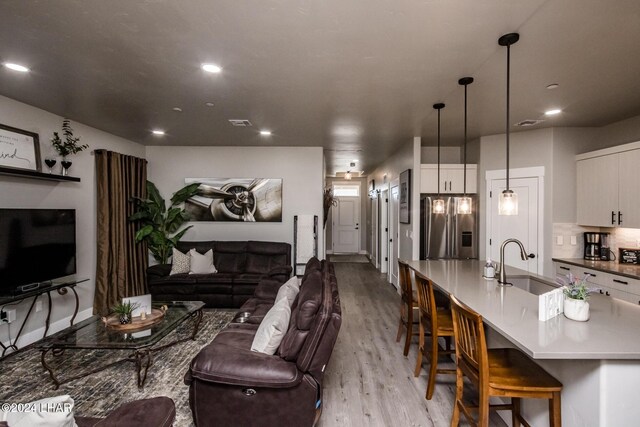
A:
[{"left": 505, "top": 275, "right": 560, "bottom": 296}]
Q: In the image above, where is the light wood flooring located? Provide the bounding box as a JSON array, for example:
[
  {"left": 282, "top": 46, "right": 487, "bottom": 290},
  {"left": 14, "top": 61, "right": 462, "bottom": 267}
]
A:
[{"left": 319, "top": 261, "right": 507, "bottom": 427}]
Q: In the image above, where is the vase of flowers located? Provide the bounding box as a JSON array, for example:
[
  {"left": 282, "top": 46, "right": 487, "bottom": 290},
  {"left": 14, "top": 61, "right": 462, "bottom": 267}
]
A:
[
  {"left": 558, "top": 273, "right": 595, "bottom": 322},
  {"left": 51, "top": 119, "right": 89, "bottom": 175}
]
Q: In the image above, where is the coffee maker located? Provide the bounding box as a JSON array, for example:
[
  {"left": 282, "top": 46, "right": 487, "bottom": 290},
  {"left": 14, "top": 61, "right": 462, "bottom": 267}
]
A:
[{"left": 584, "top": 232, "right": 611, "bottom": 261}]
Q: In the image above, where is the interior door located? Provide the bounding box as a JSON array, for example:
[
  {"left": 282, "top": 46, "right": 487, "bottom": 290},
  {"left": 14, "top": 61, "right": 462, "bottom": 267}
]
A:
[
  {"left": 390, "top": 185, "right": 399, "bottom": 288},
  {"left": 333, "top": 196, "right": 360, "bottom": 253},
  {"left": 487, "top": 177, "right": 540, "bottom": 274},
  {"left": 372, "top": 197, "right": 378, "bottom": 266},
  {"left": 380, "top": 189, "right": 389, "bottom": 274}
]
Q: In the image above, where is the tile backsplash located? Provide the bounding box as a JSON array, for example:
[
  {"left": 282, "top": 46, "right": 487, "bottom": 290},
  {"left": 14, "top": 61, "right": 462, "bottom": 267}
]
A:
[{"left": 553, "top": 223, "right": 640, "bottom": 260}]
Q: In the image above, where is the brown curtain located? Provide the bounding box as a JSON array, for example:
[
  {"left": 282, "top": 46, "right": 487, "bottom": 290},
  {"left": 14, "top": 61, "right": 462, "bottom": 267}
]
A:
[{"left": 94, "top": 150, "right": 148, "bottom": 315}]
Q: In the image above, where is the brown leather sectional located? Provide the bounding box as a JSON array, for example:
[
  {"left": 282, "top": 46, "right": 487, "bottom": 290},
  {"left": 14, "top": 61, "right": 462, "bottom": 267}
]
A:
[
  {"left": 184, "top": 257, "right": 342, "bottom": 426},
  {"left": 146, "top": 241, "right": 292, "bottom": 308}
]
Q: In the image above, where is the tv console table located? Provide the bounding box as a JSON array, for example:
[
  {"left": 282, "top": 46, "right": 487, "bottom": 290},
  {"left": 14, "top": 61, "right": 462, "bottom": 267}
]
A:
[{"left": 0, "top": 277, "right": 88, "bottom": 357}]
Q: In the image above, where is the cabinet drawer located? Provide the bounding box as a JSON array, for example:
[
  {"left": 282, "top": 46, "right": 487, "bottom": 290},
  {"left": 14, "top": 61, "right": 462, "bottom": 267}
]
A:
[
  {"left": 606, "top": 288, "right": 640, "bottom": 305},
  {"left": 607, "top": 275, "right": 640, "bottom": 294},
  {"left": 555, "top": 263, "right": 572, "bottom": 276}
]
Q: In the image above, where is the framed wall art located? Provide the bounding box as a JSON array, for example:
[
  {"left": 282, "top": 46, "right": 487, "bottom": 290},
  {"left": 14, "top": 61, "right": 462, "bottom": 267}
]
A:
[
  {"left": 399, "top": 169, "right": 411, "bottom": 224},
  {"left": 0, "top": 124, "right": 41, "bottom": 172},
  {"left": 184, "top": 177, "right": 283, "bottom": 222}
]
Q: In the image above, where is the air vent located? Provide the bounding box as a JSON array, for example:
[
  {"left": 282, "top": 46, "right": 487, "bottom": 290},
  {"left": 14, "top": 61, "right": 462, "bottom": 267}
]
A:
[
  {"left": 228, "top": 119, "right": 253, "bottom": 127},
  {"left": 515, "top": 119, "right": 545, "bottom": 127}
]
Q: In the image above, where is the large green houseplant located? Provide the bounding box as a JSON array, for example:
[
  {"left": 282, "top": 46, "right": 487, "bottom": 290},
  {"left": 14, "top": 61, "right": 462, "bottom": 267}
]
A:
[{"left": 130, "top": 180, "right": 200, "bottom": 264}]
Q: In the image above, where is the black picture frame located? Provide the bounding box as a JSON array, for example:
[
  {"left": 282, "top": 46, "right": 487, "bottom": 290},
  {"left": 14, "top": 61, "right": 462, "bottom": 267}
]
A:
[
  {"left": 0, "top": 123, "right": 41, "bottom": 172},
  {"left": 399, "top": 169, "right": 411, "bottom": 224}
]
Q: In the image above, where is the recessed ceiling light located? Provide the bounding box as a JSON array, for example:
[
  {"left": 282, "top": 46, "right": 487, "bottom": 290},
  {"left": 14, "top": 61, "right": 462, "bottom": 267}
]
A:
[
  {"left": 546, "top": 83, "right": 559, "bottom": 90},
  {"left": 259, "top": 130, "right": 272, "bottom": 136},
  {"left": 152, "top": 130, "right": 165, "bottom": 135},
  {"left": 205, "top": 102, "right": 214, "bottom": 107},
  {"left": 352, "top": 159, "right": 358, "bottom": 162},
  {"left": 172, "top": 107, "right": 183, "bottom": 112},
  {"left": 545, "top": 109, "right": 562, "bottom": 116},
  {"left": 4, "top": 62, "right": 29, "bottom": 72},
  {"left": 201, "top": 63, "right": 222, "bottom": 73}
]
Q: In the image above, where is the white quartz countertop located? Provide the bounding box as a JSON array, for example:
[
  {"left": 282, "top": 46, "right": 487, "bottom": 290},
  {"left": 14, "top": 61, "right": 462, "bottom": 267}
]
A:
[{"left": 406, "top": 259, "right": 640, "bottom": 359}]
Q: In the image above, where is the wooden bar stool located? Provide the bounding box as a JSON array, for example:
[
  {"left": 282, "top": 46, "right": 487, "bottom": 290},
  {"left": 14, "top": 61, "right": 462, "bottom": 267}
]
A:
[
  {"left": 449, "top": 295, "right": 563, "bottom": 427},
  {"left": 396, "top": 260, "right": 419, "bottom": 356},
  {"left": 413, "top": 274, "right": 455, "bottom": 400}
]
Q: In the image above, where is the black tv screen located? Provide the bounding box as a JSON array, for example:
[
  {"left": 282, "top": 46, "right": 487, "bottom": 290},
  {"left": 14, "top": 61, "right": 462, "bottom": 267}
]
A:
[{"left": 0, "top": 209, "right": 76, "bottom": 295}]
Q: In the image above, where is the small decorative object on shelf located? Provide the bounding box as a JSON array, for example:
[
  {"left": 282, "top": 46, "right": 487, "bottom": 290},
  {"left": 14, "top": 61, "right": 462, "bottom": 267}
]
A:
[
  {"left": 558, "top": 273, "right": 596, "bottom": 321},
  {"left": 50, "top": 118, "right": 88, "bottom": 176},
  {"left": 111, "top": 301, "right": 140, "bottom": 325},
  {"left": 44, "top": 157, "right": 57, "bottom": 174}
]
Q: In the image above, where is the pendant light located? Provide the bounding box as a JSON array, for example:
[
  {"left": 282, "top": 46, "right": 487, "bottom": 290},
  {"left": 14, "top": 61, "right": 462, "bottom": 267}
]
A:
[
  {"left": 433, "top": 103, "right": 446, "bottom": 214},
  {"left": 498, "top": 32, "right": 519, "bottom": 215},
  {"left": 457, "top": 77, "right": 474, "bottom": 215},
  {"left": 344, "top": 171, "right": 352, "bottom": 180}
]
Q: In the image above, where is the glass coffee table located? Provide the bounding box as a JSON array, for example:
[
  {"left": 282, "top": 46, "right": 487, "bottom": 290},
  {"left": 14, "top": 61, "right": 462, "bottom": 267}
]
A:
[{"left": 38, "top": 301, "right": 204, "bottom": 389}]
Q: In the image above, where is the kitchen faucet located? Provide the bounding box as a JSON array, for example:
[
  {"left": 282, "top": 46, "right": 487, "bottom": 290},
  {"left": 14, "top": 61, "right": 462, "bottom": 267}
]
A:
[{"left": 497, "top": 238, "right": 533, "bottom": 285}]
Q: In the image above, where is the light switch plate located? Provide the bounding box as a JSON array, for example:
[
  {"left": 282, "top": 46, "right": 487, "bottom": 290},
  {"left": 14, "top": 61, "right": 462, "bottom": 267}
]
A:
[
  {"left": 571, "top": 235, "right": 577, "bottom": 245},
  {"left": 539, "top": 288, "right": 564, "bottom": 321},
  {"left": 556, "top": 236, "right": 564, "bottom": 245}
]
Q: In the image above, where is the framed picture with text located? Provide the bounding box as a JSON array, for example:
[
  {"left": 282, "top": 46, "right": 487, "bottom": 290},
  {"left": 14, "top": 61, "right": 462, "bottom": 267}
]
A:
[
  {"left": 399, "top": 169, "right": 411, "bottom": 224},
  {"left": 0, "top": 123, "right": 41, "bottom": 172}
]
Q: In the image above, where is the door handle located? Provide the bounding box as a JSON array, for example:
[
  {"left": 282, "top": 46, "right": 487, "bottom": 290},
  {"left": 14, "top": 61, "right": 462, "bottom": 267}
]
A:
[
  {"left": 355, "top": 227, "right": 359, "bottom": 230},
  {"left": 527, "top": 253, "right": 536, "bottom": 259}
]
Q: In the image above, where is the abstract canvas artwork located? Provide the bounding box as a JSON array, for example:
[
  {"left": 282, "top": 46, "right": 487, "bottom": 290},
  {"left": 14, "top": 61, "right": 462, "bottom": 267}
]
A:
[{"left": 184, "top": 178, "right": 283, "bottom": 222}]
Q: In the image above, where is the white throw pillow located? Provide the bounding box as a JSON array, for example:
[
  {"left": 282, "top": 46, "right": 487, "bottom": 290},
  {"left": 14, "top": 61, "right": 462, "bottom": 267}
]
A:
[
  {"left": 189, "top": 249, "right": 217, "bottom": 274},
  {"left": 169, "top": 248, "right": 190, "bottom": 275},
  {"left": 251, "top": 298, "right": 292, "bottom": 354},
  {"left": 274, "top": 277, "right": 301, "bottom": 306},
  {"left": 0, "top": 394, "right": 77, "bottom": 427}
]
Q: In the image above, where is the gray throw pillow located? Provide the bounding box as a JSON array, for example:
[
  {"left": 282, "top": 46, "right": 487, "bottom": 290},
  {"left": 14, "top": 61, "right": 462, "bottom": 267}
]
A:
[
  {"left": 169, "top": 248, "right": 190, "bottom": 275},
  {"left": 251, "top": 298, "right": 291, "bottom": 354},
  {"left": 189, "top": 249, "right": 217, "bottom": 274}
]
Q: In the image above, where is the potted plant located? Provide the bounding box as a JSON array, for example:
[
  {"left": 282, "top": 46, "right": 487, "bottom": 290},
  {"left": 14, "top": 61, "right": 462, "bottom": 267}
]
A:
[
  {"left": 323, "top": 187, "right": 338, "bottom": 228},
  {"left": 111, "top": 301, "right": 140, "bottom": 325},
  {"left": 129, "top": 180, "right": 201, "bottom": 264},
  {"left": 50, "top": 119, "right": 89, "bottom": 175},
  {"left": 558, "top": 273, "right": 596, "bottom": 321}
]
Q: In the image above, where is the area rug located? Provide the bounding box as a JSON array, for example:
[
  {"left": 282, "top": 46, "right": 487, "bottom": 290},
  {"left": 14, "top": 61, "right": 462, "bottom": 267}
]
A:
[
  {"left": 0, "top": 309, "right": 235, "bottom": 426},
  {"left": 329, "top": 254, "right": 370, "bottom": 263}
]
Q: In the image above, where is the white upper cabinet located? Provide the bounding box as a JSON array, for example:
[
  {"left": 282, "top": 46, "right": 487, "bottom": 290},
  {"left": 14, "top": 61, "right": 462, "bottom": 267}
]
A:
[
  {"left": 420, "top": 164, "right": 477, "bottom": 194},
  {"left": 576, "top": 142, "right": 640, "bottom": 228}
]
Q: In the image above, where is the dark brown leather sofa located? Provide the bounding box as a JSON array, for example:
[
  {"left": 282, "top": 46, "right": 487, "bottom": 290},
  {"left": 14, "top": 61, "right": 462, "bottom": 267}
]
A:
[
  {"left": 147, "top": 241, "right": 292, "bottom": 308},
  {"left": 184, "top": 258, "right": 341, "bottom": 426}
]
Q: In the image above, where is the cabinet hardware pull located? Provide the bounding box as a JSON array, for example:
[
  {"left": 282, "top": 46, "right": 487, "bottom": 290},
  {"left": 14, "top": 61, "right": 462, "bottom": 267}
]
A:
[
  {"left": 599, "top": 289, "right": 604, "bottom": 294},
  {"left": 560, "top": 266, "right": 570, "bottom": 271},
  {"left": 585, "top": 272, "right": 596, "bottom": 277},
  {"left": 618, "top": 211, "right": 623, "bottom": 225},
  {"left": 612, "top": 211, "right": 616, "bottom": 225},
  {"left": 605, "top": 291, "right": 610, "bottom": 296},
  {"left": 613, "top": 279, "right": 628, "bottom": 285}
]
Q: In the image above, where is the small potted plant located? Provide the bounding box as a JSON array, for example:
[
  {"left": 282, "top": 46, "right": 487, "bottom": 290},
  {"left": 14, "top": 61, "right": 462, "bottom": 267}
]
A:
[
  {"left": 111, "top": 301, "right": 140, "bottom": 325},
  {"left": 558, "top": 273, "right": 596, "bottom": 321},
  {"left": 51, "top": 118, "right": 89, "bottom": 175}
]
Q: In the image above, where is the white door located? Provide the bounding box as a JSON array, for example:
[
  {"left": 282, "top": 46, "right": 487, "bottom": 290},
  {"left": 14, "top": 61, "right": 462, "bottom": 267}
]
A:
[
  {"left": 390, "top": 184, "right": 399, "bottom": 288},
  {"left": 380, "top": 189, "right": 389, "bottom": 274},
  {"left": 487, "top": 176, "right": 541, "bottom": 274},
  {"left": 333, "top": 196, "right": 360, "bottom": 253},
  {"left": 372, "top": 196, "right": 378, "bottom": 267}
]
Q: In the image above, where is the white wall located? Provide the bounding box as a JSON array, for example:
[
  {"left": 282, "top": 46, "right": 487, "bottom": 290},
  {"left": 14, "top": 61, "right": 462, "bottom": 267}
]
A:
[
  {"left": 0, "top": 95, "right": 145, "bottom": 350},
  {"left": 420, "top": 146, "right": 461, "bottom": 164},
  {"left": 368, "top": 137, "right": 421, "bottom": 262},
  {"left": 146, "top": 146, "right": 324, "bottom": 260}
]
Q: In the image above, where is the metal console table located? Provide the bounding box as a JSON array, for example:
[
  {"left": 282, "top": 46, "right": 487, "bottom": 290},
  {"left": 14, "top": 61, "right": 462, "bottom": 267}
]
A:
[{"left": 0, "top": 277, "right": 88, "bottom": 357}]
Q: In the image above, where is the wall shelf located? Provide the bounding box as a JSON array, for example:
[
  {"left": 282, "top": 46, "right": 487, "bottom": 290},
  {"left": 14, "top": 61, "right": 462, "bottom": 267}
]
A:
[{"left": 0, "top": 166, "right": 81, "bottom": 182}]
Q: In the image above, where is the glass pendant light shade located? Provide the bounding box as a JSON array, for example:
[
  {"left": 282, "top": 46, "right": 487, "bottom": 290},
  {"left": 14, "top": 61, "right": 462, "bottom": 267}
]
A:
[
  {"left": 498, "top": 189, "right": 518, "bottom": 215},
  {"left": 457, "top": 196, "right": 472, "bottom": 215},
  {"left": 433, "top": 198, "right": 446, "bottom": 214},
  {"left": 344, "top": 171, "right": 352, "bottom": 180}
]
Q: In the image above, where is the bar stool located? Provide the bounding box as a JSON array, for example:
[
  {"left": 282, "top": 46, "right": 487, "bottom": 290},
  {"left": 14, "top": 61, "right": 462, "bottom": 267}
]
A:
[
  {"left": 396, "top": 260, "right": 418, "bottom": 356},
  {"left": 449, "top": 295, "right": 563, "bottom": 427},
  {"left": 413, "top": 274, "right": 455, "bottom": 400}
]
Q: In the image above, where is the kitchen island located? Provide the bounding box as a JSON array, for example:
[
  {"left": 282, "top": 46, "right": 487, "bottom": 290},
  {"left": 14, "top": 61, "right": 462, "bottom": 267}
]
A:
[{"left": 406, "top": 259, "right": 640, "bottom": 427}]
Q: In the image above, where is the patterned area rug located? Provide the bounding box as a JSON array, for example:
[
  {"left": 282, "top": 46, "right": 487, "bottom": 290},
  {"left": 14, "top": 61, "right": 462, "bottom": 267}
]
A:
[
  {"left": 329, "top": 254, "right": 370, "bottom": 263},
  {"left": 0, "top": 309, "right": 235, "bottom": 426}
]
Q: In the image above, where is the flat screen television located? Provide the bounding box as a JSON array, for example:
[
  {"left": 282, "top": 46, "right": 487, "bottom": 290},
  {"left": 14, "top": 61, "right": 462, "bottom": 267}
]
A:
[{"left": 0, "top": 209, "right": 76, "bottom": 296}]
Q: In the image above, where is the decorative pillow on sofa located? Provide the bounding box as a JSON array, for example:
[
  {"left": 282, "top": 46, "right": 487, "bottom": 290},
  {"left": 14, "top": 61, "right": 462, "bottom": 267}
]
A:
[
  {"left": 0, "top": 394, "right": 76, "bottom": 427},
  {"left": 189, "top": 249, "right": 217, "bottom": 274},
  {"left": 274, "top": 276, "right": 301, "bottom": 306},
  {"left": 169, "top": 248, "right": 191, "bottom": 275},
  {"left": 251, "top": 298, "right": 291, "bottom": 355}
]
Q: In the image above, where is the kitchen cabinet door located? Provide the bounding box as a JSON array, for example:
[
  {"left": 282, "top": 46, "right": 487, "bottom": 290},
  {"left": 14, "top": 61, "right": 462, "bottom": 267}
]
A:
[
  {"left": 420, "top": 165, "right": 439, "bottom": 193},
  {"left": 618, "top": 149, "right": 640, "bottom": 228},
  {"left": 420, "top": 164, "right": 477, "bottom": 194},
  {"left": 576, "top": 154, "right": 618, "bottom": 227}
]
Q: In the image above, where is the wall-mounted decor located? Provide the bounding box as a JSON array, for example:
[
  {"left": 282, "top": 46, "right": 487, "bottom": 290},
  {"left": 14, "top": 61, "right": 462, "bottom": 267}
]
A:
[
  {"left": 0, "top": 124, "right": 41, "bottom": 172},
  {"left": 368, "top": 179, "right": 376, "bottom": 198},
  {"left": 185, "top": 178, "right": 283, "bottom": 222},
  {"left": 399, "top": 169, "right": 411, "bottom": 224}
]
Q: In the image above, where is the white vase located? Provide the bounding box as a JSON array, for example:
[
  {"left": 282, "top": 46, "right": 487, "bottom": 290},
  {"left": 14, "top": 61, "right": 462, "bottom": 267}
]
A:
[{"left": 564, "top": 298, "right": 590, "bottom": 321}]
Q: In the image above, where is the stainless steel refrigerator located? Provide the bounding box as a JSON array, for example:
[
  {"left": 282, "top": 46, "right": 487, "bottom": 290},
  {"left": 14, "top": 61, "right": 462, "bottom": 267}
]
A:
[{"left": 420, "top": 195, "right": 478, "bottom": 260}]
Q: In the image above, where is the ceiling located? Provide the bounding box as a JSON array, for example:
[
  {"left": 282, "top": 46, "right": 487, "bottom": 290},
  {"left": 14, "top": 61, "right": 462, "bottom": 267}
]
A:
[{"left": 1, "top": 0, "right": 640, "bottom": 176}]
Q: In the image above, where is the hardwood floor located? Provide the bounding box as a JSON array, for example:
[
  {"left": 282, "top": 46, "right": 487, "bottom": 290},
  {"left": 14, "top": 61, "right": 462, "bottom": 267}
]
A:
[{"left": 319, "top": 261, "right": 507, "bottom": 427}]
